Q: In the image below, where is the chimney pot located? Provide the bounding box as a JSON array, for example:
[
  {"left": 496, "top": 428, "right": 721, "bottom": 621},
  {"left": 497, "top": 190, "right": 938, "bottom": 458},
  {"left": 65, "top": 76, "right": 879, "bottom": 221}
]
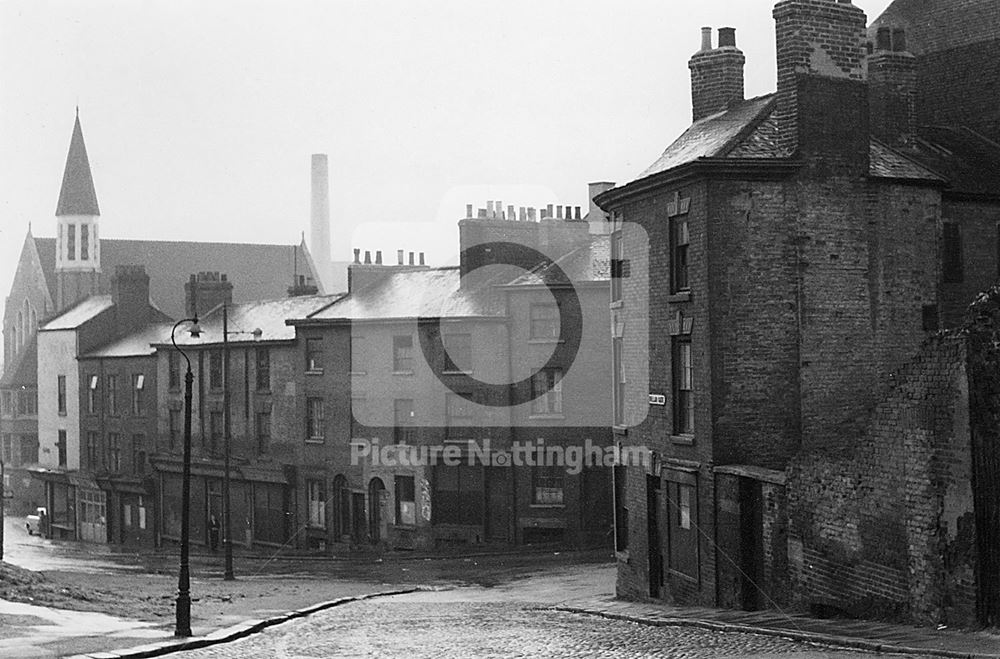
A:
[
  {"left": 507, "top": 205, "right": 515, "bottom": 221},
  {"left": 478, "top": 208, "right": 487, "bottom": 218},
  {"left": 487, "top": 200, "right": 494, "bottom": 218},
  {"left": 364, "top": 250, "right": 371, "bottom": 264},
  {"left": 353, "top": 247, "right": 361, "bottom": 264},
  {"left": 700, "top": 26, "right": 712, "bottom": 51},
  {"left": 556, "top": 206, "right": 563, "bottom": 220},
  {"left": 409, "top": 251, "right": 415, "bottom": 265},
  {"left": 419, "top": 252, "right": 425, "bottom": 266},
  {"left": 375, "top": 250, "right": 382, "bottom": 265},
  {"left": 519, "top": 207, "right": 526, "bottom": 221},
  {"left": 466, "top": 204, "right": 473, "bottom": 219},
  {"left": 575, "top": 206, "right": 581, "bottom": 220},
  {"left": 398, "top": 249, "right": 404, "bottom": 265},
  {"left": 497, "top": 201, "right": 504, "bottom": 219},
  {"left": 718, "top": 27, "right": 736, "bottom": 48},
  {"left": 528, "top": 208, "right": 536, "bottom": 222},
  {"left": 546, "top": 204, "right": 554, "bottom": 219}
]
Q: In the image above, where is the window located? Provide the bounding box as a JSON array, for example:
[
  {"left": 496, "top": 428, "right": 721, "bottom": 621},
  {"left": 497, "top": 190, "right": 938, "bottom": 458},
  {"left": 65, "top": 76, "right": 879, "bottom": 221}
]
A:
[
  {"left": 168, "top": 408, "right": 181, "bottom": 450},
  {"left": 611, "top": 229, "right": 625, "bottom": 302},
  {"left": 531, "top": 368, "right": 563, "bottom": 415},
  {"left": 671, "top": 217, "right": 690, "bottom": 292},
  {"left": 87, "top": 375, "right": 98, "bottom": 414},
  {"left": 306, "top": 480, "right": 326, "bottom": 528},
  {"left": 107, "top": 433, "right": 121, "bottom": 472},
  {"left": 2, "top": 435, "right": 12, "bottom": 465},
  {"left": 305, "top": 337, "right": 324, "bottom": 372},
  {"left": 306, "top": 398, "right": 324, "bottom": 440},
  {"left": 395, "top": 476, "right": 416, "bottom": 525},
  {"left": 433, "top": 465, "right": 483, "bottom": 525},
  {"left": 86, "top": 431, "right": 100, "bottom": 470},
  {"left": 81, "top": 224, "right": 89, "bottom": 260},
  {"left": 614, "top": 461, "right": 628, "bottom": 551},
  {"left": 1, "top": 391, "right": 11, "bottom": 416},
  {"left": 106, "top": 375, "right": 118, "bottom": 416},
  {"left": 209, "top": 351, "right": 223, "bottom": 390},
  {"left": 57, "top": 375, "right": 67, "bottom": 415},
  {"left": 445, "top": 393, "right": 474, "bottom": 438},
  {"left": 392, "top": 335, "right": 413, "bottom": 372},
  {"left": 131, "top": 374, "right": 145, "bottom": 416},
  {"left": 256, "top": 410, "right": 271, "bottom": 454},
  {"left": 132, "top": 434, "right": 145, "bottom": 475},
  {"left": 532, "top": 465, "right": 565, "bottom": 505},
  {"left": 209, "top": 411, "right": 223, "bottom": 450},
  {"left": 67, "top": 224, "right": 76, "bottom": 260},
  {"left": 443, "top": 333, "right": 472, "bottom": 372},
  {"left": 255, "top": 348, "right": 270, "bottom": 391},
  {"left": 530, "top": 303, "right": 559, "bottom": 339},
  {"left": 168, "top": 352, "right": 180, "bottom": 390},
  {"left": 673, "top": 338, "right": 694, "bottom": 434},
  {"left": 943, "top": 222, "right": 963, "bottom": 283},
  {"left": 56, "top": 430, "right": 66, "bottom": 467},
  {"left": 19, "top": 389, "right": 37, "bottom": 416},
  {"left": 393, "top": 399, "right": 415, "bottom": 444},
  {"left": 613, "top": 338, "right": 625, "bottom": 426},
  {"left": 350, "top": 336, "right": 364, "bottom": 373}
]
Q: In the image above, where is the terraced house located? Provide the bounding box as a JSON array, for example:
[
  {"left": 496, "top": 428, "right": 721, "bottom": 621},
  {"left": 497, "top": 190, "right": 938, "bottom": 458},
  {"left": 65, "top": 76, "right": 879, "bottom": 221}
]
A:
[{"left": 598, "top": 0, "right": 1000, "bottom": 627}]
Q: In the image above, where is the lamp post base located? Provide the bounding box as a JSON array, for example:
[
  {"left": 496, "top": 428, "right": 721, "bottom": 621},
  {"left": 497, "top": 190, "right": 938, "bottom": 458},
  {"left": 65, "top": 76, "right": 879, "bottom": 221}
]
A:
[{"left": 175, "top": 592, "right": 191, "bottom": 637}]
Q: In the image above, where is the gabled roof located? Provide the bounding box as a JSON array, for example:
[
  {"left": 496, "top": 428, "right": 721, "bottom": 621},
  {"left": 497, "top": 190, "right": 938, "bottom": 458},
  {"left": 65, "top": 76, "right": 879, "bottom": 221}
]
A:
[
  {"left": 80, "top": 322, "right": 173, "bottom": 359},
  {"left": 40, "top": 295, "right": 114, "bottom": 331},
  {"left": 871, "top": 0, "right": 1000, "bottom": 56},
  {"left": 869, "top": 140, "right": 945, "bottom": 182},
  {"left": 304, "top": 268, "right": 505, "bottom": 322},
  {"left": 28, "top": 237, "right": 322, "bottom": 319},
  {"left": 0, "top": 335, "right": 37, "bottom": 388},
  {"left": 171, "top": 293, "right": 343, "bottom": 346},
  {"left": 56, "top": 113, "right": 100, "bottom": 216}
]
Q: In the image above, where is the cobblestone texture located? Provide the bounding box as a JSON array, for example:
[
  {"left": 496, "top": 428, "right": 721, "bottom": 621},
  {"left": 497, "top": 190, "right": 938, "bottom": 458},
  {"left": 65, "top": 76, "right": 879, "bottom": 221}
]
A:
[{"left": 179, "top": 596, "right": 929, "bottom": 658}]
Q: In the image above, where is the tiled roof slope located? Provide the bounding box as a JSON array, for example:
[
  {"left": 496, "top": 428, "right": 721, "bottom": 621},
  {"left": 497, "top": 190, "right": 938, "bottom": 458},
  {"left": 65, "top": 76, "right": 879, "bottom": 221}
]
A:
[
  {"left": 174, "top": 294, "right": 343, "bottom": 346},
  {"left": 870, "top": 140, "right": 944, "bottom": 182},
  {"left": 506, "top": 236, "right": 610, "bottom": 287},
  {"left": 909, "top": 126, "right": 1000, "bottom": 196},
  {"left": 871, "top": 0, "right": 1000, "bottom": 56},
  {"left": 30, "top": 238, "right": 322, "bottom": 320}
]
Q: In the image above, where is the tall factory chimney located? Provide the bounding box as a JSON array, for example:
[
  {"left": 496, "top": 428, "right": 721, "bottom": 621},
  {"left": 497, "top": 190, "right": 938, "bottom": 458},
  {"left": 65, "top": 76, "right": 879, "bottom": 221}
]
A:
[{"left": 310, "top": 154, "right": 332, "bottom": 291}]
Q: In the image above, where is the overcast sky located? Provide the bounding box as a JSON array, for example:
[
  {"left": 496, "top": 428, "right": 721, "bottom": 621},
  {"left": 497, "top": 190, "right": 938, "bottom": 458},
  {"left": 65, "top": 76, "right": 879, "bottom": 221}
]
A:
[{"left": 0, "top": 0, "right": 894, "bottom": 318}]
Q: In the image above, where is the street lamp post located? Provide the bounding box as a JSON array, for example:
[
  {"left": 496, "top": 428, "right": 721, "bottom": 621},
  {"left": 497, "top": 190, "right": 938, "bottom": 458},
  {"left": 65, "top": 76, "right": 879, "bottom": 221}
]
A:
[{"left": 171, "top": 316, "right": 200, "bottom": 638}]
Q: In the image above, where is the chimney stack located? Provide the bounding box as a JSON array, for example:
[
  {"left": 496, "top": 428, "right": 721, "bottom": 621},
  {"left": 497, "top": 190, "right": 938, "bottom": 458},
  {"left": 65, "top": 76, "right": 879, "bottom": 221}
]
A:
[
  {"left": 112, "top": 265, "right": 151, "bottom": 337},
  {"left": 184, "top": 271, "right": 233, "bottom": 318},
  {"left": 310, "top": 154, "right": 332, "bottom": 291},
  {"left": 375, "top": 250, "right": 382, "bottom": 265},
  {"left": 409, "top": 252, "right": 415, "bottom": 265},
  {"left": 688, "top": 26, "right": 745, "bottom": 121},
  {"left": 773, "top": 0, "right": 868, "bottom": 162},
  {"left": 869, "top": 26, "right": 916, "bottom": 148},
  {"left": 398, "top": 249, "right": 405, "bottom": 265},
  {"left": 364, "top": 250, "right": 371, "bottom": 264},
  {"left": 353, "top": 247, "right": 361, "bottom": 264}
]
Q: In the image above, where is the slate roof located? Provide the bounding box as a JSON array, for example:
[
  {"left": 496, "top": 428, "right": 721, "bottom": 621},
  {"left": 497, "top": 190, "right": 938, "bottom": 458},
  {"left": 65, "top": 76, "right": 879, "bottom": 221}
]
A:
[
  {"left": 305, "top": 268, "right": 505, "bottom": 322},
  {"left": 171, "top": 294, "right": 343, "bottom": 346},
  {"left": 908, "top": 126, "right": 1000, "bottom": 196},
  {"left": 30, "top": 237, "right": 321, "bottom": 319},
  {"left": 56, "top": 114, "right": 100, "bottom": 216},
  {"left": 869, "top": 140, "right": 944, "bottom": 182},
  {"left": 80, "top": 322, "right": 173, "bottom": 359},
  {"left": 871, "top": 0, "right": 1000, "bottom": 56},
  {"left": 40, "top": 295, "right": 114, "bottom": 331},
  {"left": 506, "top": 236, "right": 611, "bottom": 287}
]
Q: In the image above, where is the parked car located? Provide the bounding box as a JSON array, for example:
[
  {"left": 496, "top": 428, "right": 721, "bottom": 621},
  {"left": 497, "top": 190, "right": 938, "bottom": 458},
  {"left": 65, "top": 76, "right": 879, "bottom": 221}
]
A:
[{"left": 25, "top": 507, "right": 47, "bottom": 535}]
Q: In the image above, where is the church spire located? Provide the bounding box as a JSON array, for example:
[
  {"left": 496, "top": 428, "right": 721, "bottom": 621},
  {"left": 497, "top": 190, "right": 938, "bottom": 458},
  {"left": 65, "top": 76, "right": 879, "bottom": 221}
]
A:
[{"left": 55, "top": 111, "right": 100, "bottom": 217}]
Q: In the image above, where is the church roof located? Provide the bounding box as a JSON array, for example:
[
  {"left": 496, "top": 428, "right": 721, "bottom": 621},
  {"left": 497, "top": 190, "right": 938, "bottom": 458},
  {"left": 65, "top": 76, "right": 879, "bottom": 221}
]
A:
[
  {"left": 871, "top": 0, "right": 1000, "bottom": 56},
  {"left": 0, "top": 335, "right": 37, "bottom": 388},
  {"left": 31, "top": 237, "right": 322, "bottom": 319},
  {"left": 55, "top": 113, "right": 100, "bottom": 217}
]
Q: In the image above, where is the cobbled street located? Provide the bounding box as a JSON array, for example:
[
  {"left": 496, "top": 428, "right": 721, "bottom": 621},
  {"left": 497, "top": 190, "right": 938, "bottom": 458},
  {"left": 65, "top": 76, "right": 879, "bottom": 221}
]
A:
[{"left": 179, "top": 590, "right": 933, "bottom": 659}]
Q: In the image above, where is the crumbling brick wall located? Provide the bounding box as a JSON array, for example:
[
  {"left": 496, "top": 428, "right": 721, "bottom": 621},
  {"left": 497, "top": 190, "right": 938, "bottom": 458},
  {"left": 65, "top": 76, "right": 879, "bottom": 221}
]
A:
[{"left": 787, "top": 333, "right": 977, "bottom": 625}]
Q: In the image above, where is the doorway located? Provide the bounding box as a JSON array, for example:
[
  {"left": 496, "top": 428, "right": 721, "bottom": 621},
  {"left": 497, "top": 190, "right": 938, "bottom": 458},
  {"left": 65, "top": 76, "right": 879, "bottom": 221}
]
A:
[
  {"left": 367, "top": 478, "right": 385, "bottom": 544},
  {"left": 646, "top": 474, "right": 663, "bottom": 597}
]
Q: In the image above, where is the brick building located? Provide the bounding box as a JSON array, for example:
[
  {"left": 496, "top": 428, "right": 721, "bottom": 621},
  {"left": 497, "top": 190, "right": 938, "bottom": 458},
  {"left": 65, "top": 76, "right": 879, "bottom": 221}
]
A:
[
  {"left": 1, "top": 112, "right": 325, "bottom": 516},
  {"left": 596, "top": 0, "right": 1000, "bottom": 626},
  {"left": 151, "top": 280, "right": 341, "bottom": 552},
  {"left": 288, "top": 200, "right": 614, "bottom": 551}
]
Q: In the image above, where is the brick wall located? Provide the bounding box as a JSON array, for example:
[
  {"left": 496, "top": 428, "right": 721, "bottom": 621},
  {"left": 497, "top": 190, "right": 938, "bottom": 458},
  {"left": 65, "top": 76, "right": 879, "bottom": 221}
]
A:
[
  {"left": 918, "top": 40, "right": 1000, "bottom": 145},
  {"left": 940, "top": 199, "right": 1000, "bottom": 329},
  {"left": 787, "top": 334, "right": 977, "bottom": 625}
]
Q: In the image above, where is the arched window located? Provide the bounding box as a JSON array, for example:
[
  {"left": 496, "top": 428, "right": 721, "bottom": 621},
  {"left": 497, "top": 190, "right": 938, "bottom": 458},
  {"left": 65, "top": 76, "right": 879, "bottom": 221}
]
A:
[{"left": 16, "top": 311, "right": 22, "bottom": 351}]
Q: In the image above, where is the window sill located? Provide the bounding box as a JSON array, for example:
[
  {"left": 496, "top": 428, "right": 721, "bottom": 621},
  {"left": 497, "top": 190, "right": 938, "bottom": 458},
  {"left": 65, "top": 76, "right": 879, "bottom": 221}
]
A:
[
  {"left": 610, "top": 300, "right": 624, "bottom": 310},
  {"left": 442, "top": 370, "right": 473, "bottom": 376},
  {"left": 613, "top": 425, "right": 629, "bottom": 436},
  {"left": 670, "top": 434, "right": 695, "bottom": 446},
  {"left": 529, "top": 503, "right": 565, "bottom": 509},
  {"left": 667, "top": 291, "right": 691, "bottom": 303},
  {"left": 529, "top": 413, "right": 565, "bottom": 421},
  {"left": 349, "top": 371, "right": 366, "bottom": 376},
  {"left": 527, "top": 338, "right": 564, "bottom": 345},
  {"left": 305, "top": 438, "right": 325, "bottom": 444},
  {"left": 256, "top": 390, "right": 272, "bottom": 396},
  {"left": 392, "top": 370, "right": 414, "bottom": 376},
  {"left": 58, "top": 412, "right": 67, "bottom": 417},
  {"left": 305, "top": 369, "right": 324, "bottom": 376}
]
